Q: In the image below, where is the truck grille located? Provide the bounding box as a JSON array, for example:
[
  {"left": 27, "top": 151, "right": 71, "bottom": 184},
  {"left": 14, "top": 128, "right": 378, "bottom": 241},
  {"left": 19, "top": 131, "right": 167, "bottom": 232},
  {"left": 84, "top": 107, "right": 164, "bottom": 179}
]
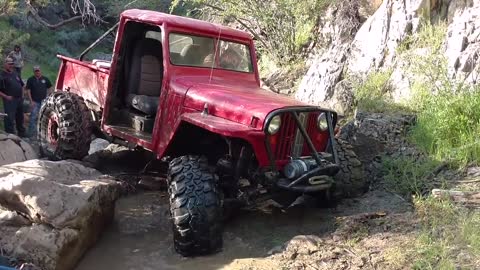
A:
[
  {"left": 274, "top": 113, "right": 296, "bottom": 160},
  {"left": 273, "top": 112, "right": 319, "bottom": 160}
]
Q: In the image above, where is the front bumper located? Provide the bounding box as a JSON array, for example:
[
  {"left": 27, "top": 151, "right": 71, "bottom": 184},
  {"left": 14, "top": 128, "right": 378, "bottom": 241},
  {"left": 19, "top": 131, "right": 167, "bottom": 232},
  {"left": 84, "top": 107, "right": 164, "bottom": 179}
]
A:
[{"left": 276, "top": 163, "right": 340, "bottom": 193}]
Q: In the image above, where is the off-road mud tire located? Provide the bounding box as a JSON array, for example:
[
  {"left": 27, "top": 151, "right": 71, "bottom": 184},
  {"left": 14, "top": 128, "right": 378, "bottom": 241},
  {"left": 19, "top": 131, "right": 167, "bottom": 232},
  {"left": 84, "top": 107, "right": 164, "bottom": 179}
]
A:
[
  {"left": 38, "top": 92, "right": 92, "bottom": 160},
  {"left": 332, "top": 138, "right": 367, "bottom": 199},
  {"left": 167, "top": 155, "right": 223, "bottom": 257}
]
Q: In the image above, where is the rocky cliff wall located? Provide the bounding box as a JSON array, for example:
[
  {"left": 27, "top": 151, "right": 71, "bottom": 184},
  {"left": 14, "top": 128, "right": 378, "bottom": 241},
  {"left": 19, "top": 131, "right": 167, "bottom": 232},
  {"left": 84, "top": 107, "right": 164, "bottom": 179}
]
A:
[{"left": 295, "top": 0, "right": 480, "bottom": 114}]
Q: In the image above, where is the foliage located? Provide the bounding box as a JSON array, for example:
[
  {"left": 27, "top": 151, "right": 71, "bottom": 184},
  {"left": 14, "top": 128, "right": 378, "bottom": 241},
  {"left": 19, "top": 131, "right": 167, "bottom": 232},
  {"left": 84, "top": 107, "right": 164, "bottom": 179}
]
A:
[
  {"left": 396, "top": 21, "right": 480, "bottom": 166},
  {"left": 382, "top": 156, "right": 442, "bottom": 197},
  {"left": 171, "top": 0, "right": 332, "bottom": 65},
  {"left": 0, "top": 0, "right": 16, "bottom": 16},
  {"left": 0, "top": 20, "right": 30, "bottom": 56},
  {"left": 381, "top": 20, "right": 480, "bottom": 269},
  {"left": 412, "top": 197, "right": 480, "bottom": 269},
  {"left": 104, "top": 0, "right": 172, "bottom": 18},
  {"left": 352, "top": 70, "right": 412, "bottom": 114},
  {"left": 382, "top": 156, "right": 480, "bottom": 269},
  {"left": 411, "top": 87, "right": 480, "bottom": 166}
]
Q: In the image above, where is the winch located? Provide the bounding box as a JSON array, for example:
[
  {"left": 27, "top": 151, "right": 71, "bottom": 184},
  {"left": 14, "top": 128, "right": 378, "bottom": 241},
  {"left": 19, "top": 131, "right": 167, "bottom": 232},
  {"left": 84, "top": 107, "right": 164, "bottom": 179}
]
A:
[{"left": 283, "top": 158, "right": 319, "bottom": 179}]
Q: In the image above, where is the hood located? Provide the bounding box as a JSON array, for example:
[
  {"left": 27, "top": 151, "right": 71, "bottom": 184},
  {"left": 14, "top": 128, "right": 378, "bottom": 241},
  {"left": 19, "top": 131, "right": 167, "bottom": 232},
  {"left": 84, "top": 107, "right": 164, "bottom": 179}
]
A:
[{"left": 183, "top": 82, "right": 307, "bottom": 129}]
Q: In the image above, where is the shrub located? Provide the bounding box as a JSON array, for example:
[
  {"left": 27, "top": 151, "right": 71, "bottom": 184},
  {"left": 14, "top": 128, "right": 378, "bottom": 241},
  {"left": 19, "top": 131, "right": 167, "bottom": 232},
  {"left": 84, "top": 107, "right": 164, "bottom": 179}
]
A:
[
  {"left": 352, "top": 69, "right": 411, "bottom": 113},
  {"left": 411, "top": 88, "right": 480, "bottom": 165},
  {"left": 382, "top": 156, "right": 442, "bottom": 196},
  {"left": 171, "top": 0, "right": 332, "bottom": 65},
  {"left": 412, "top": 197, "right": 480, "bottom": 269},
  {"left": 399, "top": 21, "right": 480, "bottom": 166},
  {"left": 0, "top": 20, "right": 30, "bottom": 56}
]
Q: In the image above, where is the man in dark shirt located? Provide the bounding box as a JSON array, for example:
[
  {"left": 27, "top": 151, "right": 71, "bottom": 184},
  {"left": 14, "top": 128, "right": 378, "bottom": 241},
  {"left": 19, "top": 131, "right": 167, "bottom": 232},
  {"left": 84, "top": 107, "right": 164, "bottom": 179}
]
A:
[
  {"left": 0, "top": 57, "right": 26, "bottom": 137},
  {"left": 26, "top": 65, "right": 52, "bottom": 137}
]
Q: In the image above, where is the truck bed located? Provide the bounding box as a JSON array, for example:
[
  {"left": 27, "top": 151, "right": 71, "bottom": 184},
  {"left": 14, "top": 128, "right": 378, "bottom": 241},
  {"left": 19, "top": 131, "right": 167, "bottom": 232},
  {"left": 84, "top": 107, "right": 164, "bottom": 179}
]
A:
[{"left": 55, "top": 55, "right": 110, "bottom": 110}]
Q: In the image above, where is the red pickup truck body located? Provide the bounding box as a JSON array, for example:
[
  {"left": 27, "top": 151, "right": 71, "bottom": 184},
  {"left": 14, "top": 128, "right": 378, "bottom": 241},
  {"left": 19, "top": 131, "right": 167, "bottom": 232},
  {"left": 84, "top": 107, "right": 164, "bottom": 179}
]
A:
[{"left": 54, "top": 9, "right": 334, "bottom": 169}]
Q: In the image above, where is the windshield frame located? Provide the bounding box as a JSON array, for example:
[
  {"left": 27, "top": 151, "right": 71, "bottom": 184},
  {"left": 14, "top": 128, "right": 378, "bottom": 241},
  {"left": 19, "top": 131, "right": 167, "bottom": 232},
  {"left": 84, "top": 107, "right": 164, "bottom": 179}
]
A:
[{"left": 167, "top": 31, "right": 254, "bottom": 74}]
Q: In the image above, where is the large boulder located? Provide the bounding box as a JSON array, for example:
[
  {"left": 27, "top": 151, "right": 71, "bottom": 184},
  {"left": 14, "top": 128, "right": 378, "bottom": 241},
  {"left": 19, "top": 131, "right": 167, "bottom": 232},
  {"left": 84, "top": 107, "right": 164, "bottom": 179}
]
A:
[
  {"left": 296, "top": 0, "right": 430, "bottom": 114},
  {"left": 0, "top": 133, "right": 38, "bottom": 166},
  {"left": 0, "top": 159, "right": 121, "bottom": 270},
  {"left": 295, "top": 1, "right": 362, "bottom": 115},
  {"left": 297, "top": 0, "right": 432, "bottom": 114},
  {"left": 445, "top": 1, "right": 480, "bottom": 84},
  {"left": 347, "top": 0, "right": 430, "bottom": 75}
]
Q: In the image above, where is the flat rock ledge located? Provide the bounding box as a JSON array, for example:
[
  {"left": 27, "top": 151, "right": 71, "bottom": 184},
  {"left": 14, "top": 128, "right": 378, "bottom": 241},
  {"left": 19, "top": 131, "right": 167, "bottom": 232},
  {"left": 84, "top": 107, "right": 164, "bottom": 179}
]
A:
[
  {"left": 0, "top": 132, "right": 38, "bottom": 166},
  {"left": 0, "top": 159, "right": 122, "bottom": 270}
]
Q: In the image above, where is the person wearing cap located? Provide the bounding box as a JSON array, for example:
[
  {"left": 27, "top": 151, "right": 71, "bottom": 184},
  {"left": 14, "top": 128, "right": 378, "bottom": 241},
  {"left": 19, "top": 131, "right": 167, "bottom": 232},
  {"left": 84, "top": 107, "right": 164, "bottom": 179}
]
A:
[
  {"left": 7, "top": 45, "right": 24, "bottom": 78},
  {"left": 0, "top": 57, "right": 26, "bottom": 137},
  {"left": 26, "top": 65, "right": 52, "bottom": 137}
]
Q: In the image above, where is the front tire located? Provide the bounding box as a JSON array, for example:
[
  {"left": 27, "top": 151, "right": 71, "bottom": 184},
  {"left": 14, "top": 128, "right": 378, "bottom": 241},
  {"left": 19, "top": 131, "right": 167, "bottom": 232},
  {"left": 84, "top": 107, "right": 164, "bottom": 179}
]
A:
[
  {"left": 38, "top": 92, "right": 92, "bottom": 160},
  {"left": 332, "top": 138, "right": 367, "bottom": 198},
  {"left": 167, "top": 155, "right": 223, "bottom": 256}
]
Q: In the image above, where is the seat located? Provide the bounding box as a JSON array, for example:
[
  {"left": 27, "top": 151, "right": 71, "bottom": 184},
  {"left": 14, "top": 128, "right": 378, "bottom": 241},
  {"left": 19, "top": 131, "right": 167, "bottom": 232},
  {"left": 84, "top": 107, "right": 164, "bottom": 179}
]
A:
[
  {"left": 180, "top": 44, "right": 204, "bottom": 66},
  {"left": 126, "top": 38, "right": 163, "bottom": 115}
]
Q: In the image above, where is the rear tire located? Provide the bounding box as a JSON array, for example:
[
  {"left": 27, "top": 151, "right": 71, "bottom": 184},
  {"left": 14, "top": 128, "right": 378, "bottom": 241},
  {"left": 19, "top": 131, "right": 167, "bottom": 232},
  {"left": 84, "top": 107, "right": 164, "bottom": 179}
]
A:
[
  {"left": 38, "top": 92, "right": 92, "bottom": 160},
  {"left": 332, "top": 138, "right": 367, "bottom": 199},
  {"left": 167, "top": 155, "right": 223, "bottom": 256}
]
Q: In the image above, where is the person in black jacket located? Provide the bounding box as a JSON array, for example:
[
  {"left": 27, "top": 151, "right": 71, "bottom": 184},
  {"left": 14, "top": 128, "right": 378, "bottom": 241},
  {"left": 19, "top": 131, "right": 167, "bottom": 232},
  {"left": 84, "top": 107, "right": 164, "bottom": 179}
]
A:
[
  {"left": 0, "top": 57, "right": 26, "bottom": 137},
  {"left": 26, "top": 65, "right": 52, "bottom": 137}
]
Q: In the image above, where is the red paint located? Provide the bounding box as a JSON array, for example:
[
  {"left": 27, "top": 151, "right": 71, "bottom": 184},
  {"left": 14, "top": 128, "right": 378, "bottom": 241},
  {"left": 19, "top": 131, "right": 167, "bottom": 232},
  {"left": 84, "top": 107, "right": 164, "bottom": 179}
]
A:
[
  {"left": 55, "top": 9, "right": 334, "bottom": 169},
  {"left": 56, "top": 56, "right": 109, "bottom": 108}
]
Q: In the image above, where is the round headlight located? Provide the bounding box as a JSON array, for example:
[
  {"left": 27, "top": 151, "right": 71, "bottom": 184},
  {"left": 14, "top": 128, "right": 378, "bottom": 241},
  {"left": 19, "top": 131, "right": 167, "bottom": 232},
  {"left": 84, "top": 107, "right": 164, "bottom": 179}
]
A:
[
  {"left": 268, "top": 115, "right": 282, "bottom": 135},
  {"left": 317, "top": 113, "right": 328, "bottom": 131}
]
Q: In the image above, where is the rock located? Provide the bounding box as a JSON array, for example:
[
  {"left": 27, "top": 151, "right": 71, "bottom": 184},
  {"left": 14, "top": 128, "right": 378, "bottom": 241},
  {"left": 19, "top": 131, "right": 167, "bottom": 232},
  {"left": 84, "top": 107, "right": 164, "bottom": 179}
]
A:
[
  {"left": 0, "top": 159, "right": 121, "bottom": 270},
  {"left": 297, "top": 0, "right": 428, "bottom": 114},
  {"left": 389, "top": 60, "right": 412, "bottom": 103},
  {"left": 446, "top": 2, "right": 480, "bottom": 84},
  {"left": 267, "top": 245, "right": 284, "bottom": 255},
  {"left": 0, "top": 140, "right": 27, "bottom": 166},
  {"left": 82, "top": 143, "right": 129, "bottom": 168},
  {"left": 330, "top": 80, "right": 355, "bottom": 115},
  {"left": 262, "top": 66, "right": 306, "bottom": 96},
  {"left": 466, "top": 166, "right": 480, "bottom": 177},
  {"left": 347, "top": 0, "right": 430, "bottom": 76},
  {"left": 0, "top": 132, "right": 39, "bottom": 166},
  {"left": 88, "top": 138, "right": 110, "bottom": 155},
  {"left": 19, "top": 141, "right": 37, "bottom": 160},
  {"left": 283, "top": 235, "right": 323, "bottom": 257},
  {"left": 296, "top": 1, "right": 362, "bottom": 113},
  {"left": 447, "top": 0, "right": 474, "bottom": 23},
  {"left": 137, "top": 176, "right": 166, "bottom": 191},
  {"left": 0, "top": 209, "right": 31, "bottom": 227},
  {"left": 18, "top": 263, "right": 41, "bottom": 270}
]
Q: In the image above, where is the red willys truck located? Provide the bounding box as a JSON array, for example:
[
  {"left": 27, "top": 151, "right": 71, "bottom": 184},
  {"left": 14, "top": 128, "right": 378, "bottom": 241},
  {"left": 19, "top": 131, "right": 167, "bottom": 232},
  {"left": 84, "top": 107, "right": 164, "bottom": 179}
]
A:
[{"left": 38, "top": 9, "right": 366, "bottom": 256}]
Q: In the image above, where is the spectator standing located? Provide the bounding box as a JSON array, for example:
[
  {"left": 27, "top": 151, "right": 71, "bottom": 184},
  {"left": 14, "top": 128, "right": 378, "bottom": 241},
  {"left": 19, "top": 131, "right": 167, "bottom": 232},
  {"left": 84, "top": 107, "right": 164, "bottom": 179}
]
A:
[
  {"left": 26, "top": 65, "right": 52, "bottom": 137},
  {"left": 8, "top": 45, "right": 24, "bottom": 79},
  {"left": 0, "top": 57, "right": 26, "bottom": 137}
]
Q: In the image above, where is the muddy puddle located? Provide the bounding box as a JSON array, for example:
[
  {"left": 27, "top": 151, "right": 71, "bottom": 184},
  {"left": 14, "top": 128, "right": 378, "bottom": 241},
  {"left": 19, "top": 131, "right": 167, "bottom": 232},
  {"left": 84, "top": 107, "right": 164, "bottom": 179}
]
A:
[{"left": 75, "top": 191, "right": 338, "bottom": 270}]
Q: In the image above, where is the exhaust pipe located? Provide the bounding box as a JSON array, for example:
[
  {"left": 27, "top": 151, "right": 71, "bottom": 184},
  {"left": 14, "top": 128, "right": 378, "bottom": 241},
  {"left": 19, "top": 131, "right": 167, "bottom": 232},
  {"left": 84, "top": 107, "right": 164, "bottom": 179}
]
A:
[{"left": 0, "top": 113, "right": 7, "bottom": 117}]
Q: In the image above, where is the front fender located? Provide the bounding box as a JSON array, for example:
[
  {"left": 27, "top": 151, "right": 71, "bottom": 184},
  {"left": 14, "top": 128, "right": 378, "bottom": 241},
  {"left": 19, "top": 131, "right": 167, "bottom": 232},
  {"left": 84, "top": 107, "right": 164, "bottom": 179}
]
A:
[{"left": 165, "top": 113, "right": 270, "bottom": 167}]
